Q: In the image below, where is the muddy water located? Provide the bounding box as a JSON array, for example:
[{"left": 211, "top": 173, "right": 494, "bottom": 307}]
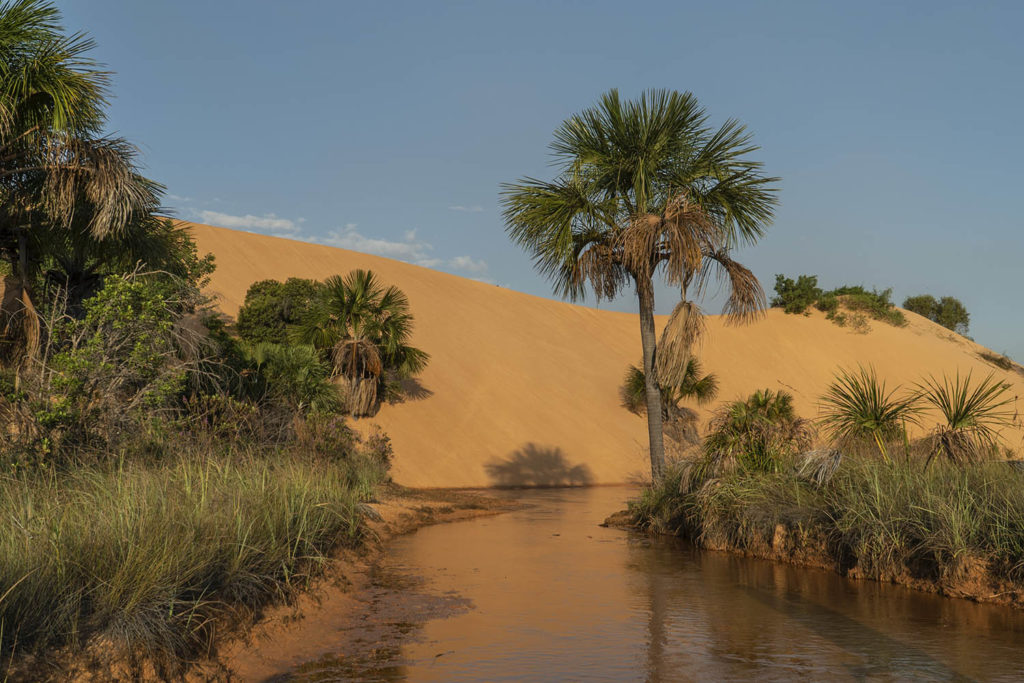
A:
[{"left": 280, "top": 487, "right": 1024, "bottom": 682}]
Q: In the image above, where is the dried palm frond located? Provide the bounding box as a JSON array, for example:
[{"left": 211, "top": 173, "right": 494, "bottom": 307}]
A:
[
  {"left": 693, "top": 248, "right": 766, "bottom": 324},
  {"left": 656, "top": 299, "right": 705, "bottom": 386}
]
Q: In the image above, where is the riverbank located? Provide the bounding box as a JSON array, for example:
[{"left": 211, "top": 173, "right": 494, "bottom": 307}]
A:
[
  {"left": 208, "top": 485, "right": 518, "bottom": 681},
  {"left": 619, "top": 456, "right": 1024, "bottom": 610}
]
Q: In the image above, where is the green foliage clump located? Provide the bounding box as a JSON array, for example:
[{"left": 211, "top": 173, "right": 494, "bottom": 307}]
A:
[
  {"left": 904, "top": 294, "right": 970, "bottom": 335},
  {"left": 771, "top": 274, "right": 821, "bottom": 314},
  {"left": 235, "top": 277, "right": 321, "bottom": 344},
  {"left": 631, "top": 457, "right": 1024, "bottom": 598},
  {"left": 818, "top": 366, "right": 919, "bottom": 459},
  {"left": 703, "top": 389, "right": 814, "bottom": 473},
  {"left": 772, "top": 275, "right": 907, "bottom": 328}
]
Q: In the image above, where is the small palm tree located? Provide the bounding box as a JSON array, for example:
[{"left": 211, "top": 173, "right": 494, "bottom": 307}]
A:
[
  {"left": 621, "top": 358, "right": 718, "bottom": 414},
  {"left": 704, "top": 389, "right": 814, "bottom": 472},
  {"left": 623, "top": 359, "right": 719, "bottom": 448},
  {"left": 819, "top": 366, "right": 920, "bottom": 460},
  {"left": 918, "top": 371, "right": 1014, "bottom": 464},
  {"left": 502, "top": 89, "right": 778, "bottom": 479},
  {"left": 293, "top": 269, "right": 428, "bottom": 416}
]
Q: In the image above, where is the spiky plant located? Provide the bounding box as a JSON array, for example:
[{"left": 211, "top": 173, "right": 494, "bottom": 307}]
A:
[
  {"left": 292, "top": 269, "right": 429, "bottom": 417},
  {"left": 502, "top": 89, "right": 778, "bottom": 479},
  {"left": 620, "top": 358, "right": 718, "bottom": 414},
  {"left": 918, "top": 371, "right": 1015, "bottom": 464},
  {"left": 703, "top": 389, "right": 814, "bottom": 472},
  {"left": 818, "top": 366, "right": 920, "bottom": 460}
]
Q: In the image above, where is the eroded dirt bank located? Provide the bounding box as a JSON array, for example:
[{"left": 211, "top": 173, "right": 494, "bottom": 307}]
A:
[{"left": 604, "top": 511, "right": 1024, "bottom": 611}]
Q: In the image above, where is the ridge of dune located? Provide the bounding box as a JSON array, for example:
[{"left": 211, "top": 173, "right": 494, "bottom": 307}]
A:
[{"left": 188, "top": 222, "right": 1024, "bottom": 488}]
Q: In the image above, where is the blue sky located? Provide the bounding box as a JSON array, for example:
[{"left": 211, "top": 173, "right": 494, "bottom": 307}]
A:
[{"left": 60, "top": 1, "right": 1024, "bottom": 358}]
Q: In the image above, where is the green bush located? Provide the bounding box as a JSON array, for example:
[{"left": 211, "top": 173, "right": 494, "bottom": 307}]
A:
[
  {"left": 903, "top": 294, "right": 970, "bottom": 335},
  {"left": 772, "top": 275, "right": 906, "bottom": 328},
  {"left": 235, "top": 278, "right": 322, "bottom": 344},
  {"left": 702, "top": 389, "right": 814, "bottom": 472},
  {"left": 771, "top": 274, "right": 822, "bottom": 314}
]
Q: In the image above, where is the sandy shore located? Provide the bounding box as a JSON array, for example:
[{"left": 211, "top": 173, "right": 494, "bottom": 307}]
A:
[{"left": 207, "top": 486, "right": 519, "bottom": 681}]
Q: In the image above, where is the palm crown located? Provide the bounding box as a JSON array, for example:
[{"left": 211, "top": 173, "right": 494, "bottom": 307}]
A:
[{"left": 502, "top": 89, "right": 778, "bottom": 478}]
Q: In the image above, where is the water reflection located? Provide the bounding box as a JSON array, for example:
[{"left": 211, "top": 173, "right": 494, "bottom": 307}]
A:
[{"left": 277, "top": 487, "right": 1024, "bottom": 682}]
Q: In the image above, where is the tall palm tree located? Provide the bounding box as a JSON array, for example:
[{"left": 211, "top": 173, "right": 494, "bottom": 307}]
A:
[
  {"left": 293, "top": 269, "right": 429, "bottom": 416},
  {"left": 502, "top": 89, "right": 778, "bottom": 478},
  {"left": 0, "top": 0, "right": 156, "bottom": 357}
]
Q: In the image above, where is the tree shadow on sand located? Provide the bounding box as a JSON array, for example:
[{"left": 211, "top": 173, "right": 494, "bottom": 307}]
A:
[
  {"left": 387, "top": 378, "right": 434, "bottom": 404},
  {"left": 484, "top": 443, "right": 593, "bottom": 488}
]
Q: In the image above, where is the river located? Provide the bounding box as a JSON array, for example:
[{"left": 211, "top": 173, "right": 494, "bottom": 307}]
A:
[{"left": 271, "top": 487, "right": 1024, "bottom": 682}]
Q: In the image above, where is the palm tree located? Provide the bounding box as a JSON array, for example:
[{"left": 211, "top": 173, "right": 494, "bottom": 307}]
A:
[
  {"left": 621, "top": 358, "right": 718, "bottom": 415},
  {"left": 293, "top": 269, "right": 429, "bottom": 416},
  {"left": 502, "top": 89, "right": 778, "bottom": 478},
  {"left": 0, "top": 0, "right": 157, "bottom": 357}
]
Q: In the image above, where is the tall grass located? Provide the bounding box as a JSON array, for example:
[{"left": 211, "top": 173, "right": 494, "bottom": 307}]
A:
[
  {"left": 0, "top": 448, "right": 385, "bottom": 675},
  {"left": 631, "top": 455, "right": 1024, "bottom": 592}
]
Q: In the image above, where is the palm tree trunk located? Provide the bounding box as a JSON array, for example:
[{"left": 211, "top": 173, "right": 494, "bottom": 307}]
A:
[
  {"left": 637, "top": 278, "right": 666, "bottom": 480},
  {"left": 16, "top": 228, "right": 39, "bottom": 358}
]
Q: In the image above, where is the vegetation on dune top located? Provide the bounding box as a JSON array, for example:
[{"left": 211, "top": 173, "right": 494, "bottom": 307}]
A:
[{"left": 772, "top": 274, "right": 908, "bottom": 331}]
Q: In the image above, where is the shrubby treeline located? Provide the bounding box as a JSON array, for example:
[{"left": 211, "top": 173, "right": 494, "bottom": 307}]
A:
[{"left": 0, "top": 3, "right": 420, "bottom": 675}]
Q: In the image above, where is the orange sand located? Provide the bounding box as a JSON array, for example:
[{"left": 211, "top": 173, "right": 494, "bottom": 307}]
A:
[{"left": 188, "top": 222, "right": 1024, "bottom": 488}]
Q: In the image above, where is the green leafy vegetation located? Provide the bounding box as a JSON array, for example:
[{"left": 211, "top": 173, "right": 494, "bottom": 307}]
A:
[
  {"left": 0, "top": 446, "right": 386, "bottom": 678},
  {"left": 772, "top": 274, "right": 907, "bottom": 329},
  {"left": 903, "top": 294, "right": 970, "bottom": 335},
  {"left": 631, "top": 363, "right": 1024, "bottom": 602},
  {"left": 702, "top": 389, "right": 814, "bottom": 473},
  {"left": 818, "top": 366, "right": 920, "bottom": 459},
  {"left": 631, "top": 457, "right": 1024, "bottom": 601},
  {"left": 0, "top": 4, "right": 416, "bottom": 674}
]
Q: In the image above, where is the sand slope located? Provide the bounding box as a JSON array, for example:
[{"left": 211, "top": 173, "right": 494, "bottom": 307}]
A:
[{"left": 189, "top": 222, "right": 1024, "bottom": 488}]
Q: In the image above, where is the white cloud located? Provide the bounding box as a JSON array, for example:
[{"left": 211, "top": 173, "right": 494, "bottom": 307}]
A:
[
  {"left": 449, "top": 205, "right": 484, "bottom": 213},
  {"left": 197, "top": 210, "right": 303, "bottom": 234},
  {"left": 448, "top": 255, "right": 488, "bottom": 274},
  {"left": 167, "top": 193, "right": 192, "bottom": 202},
  {"left": 197, "top": 207, "right": 490, "bottom": 278},
  {"left": 319, "top": 223, "right": 440, "bottom": 267}
]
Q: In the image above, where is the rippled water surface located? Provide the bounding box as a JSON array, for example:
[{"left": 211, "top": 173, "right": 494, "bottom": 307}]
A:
[{"left": 282, "top": 487, "right": 1024, "bottom": 682}]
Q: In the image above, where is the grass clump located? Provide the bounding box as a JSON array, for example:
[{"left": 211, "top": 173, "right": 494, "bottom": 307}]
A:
[
  {"left": 632, "top": 456, "right": 1024, "bottom": 592},
  {"left": 0, "top": 447, "right": 385, "bottom": 676}
]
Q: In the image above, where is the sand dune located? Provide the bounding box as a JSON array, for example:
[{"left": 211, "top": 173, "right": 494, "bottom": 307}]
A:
[{"left": 188, "top": 222, "right": 1024, "bottom": 488}]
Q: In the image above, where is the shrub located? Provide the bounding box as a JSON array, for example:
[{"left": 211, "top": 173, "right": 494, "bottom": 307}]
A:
[
  {"left": 703, "top": 389, "right": 814, "bottom": 473},
  {"left": 772, "top": 275, "right": 906, "bottom": 328},
  {"left": 903, "top": 294, "right": 970, "bottom": 335},
  {"left": 903, "top": 294, "right": 938, "bottom": 318},
  {"left": 772, "top": 274, "right": 821, "bottom": 314},
  {"left": 631, "top": 456, "right": 1024, "bottom": 593},
  {"left": 235, "top": 278, "right": 322, "bottom": 344}
]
